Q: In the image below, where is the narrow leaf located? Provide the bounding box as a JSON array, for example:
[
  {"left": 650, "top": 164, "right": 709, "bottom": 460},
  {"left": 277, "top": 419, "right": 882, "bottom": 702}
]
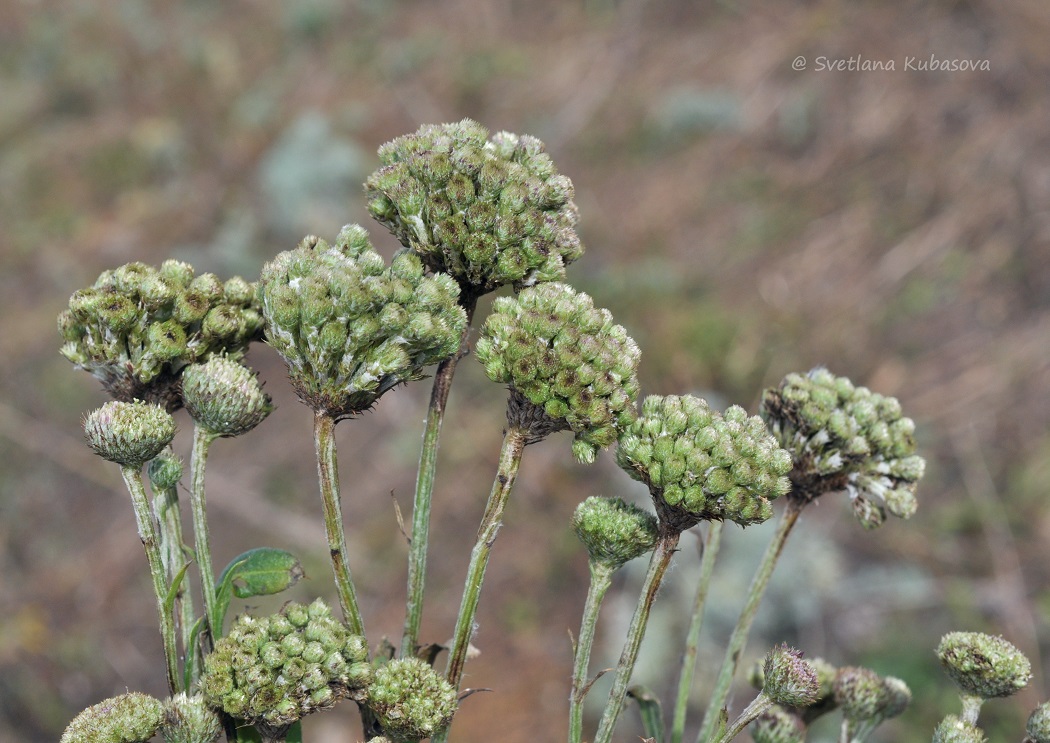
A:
[
  {"left": 163, "top": 561, "right": 192, "bottom": 615},
  {"left": 628, "top": 685, "right": 666, "bottom": 743}
]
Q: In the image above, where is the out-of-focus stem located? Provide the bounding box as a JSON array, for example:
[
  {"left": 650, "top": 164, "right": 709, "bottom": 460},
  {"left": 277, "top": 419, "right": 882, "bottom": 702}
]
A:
[
  {"left": 190, "top": 426, "right": 221, "bottom": 645},
  {"left": 593, "top": 530, "right": 681, "bottom": 743},
  {"left": 120, "top": 465, "right": 180, "bottom": 694},
  {"left": 401, "top": 295, "right": 478, "bottom": 658},
  {"left": 696, "top": 500, "right": 804, "bottom": 743},
  {"left": 313, "top": 411, "right": 366, "bottom": 637},
  {"left": 671, "top": 521, "right": 724, "bottom": 743},
  {"left": 569, "top": 561, "right": 616, "bottom": 743}
]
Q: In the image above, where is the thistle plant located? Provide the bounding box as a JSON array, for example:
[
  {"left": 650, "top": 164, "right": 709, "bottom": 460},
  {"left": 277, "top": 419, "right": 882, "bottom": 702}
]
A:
[{"left": 60, "top": 120, "right": 1048, "bottom": 743}]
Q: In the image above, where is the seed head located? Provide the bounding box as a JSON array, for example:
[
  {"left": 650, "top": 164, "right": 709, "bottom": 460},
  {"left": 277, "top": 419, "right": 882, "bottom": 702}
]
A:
[
  {"left": 936, "top": 631, "right": 1031, "bottom": 699},
  {"left": 572, "top": 496, "right": 659, "bottom": 570},
  {"left": 367, "top": 657, "right": 458, "bottom": 741},
  {"left": 182, "top": 357, "right": 273, "bottom": 437},
  {"left": 84, "top": 400, "right": 177, "bottom": 468},
  {"left": 61, "top": 692, "right": 165, "bottom": 743}
]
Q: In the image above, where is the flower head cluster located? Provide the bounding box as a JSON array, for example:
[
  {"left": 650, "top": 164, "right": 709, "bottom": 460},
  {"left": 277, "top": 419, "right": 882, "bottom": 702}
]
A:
[
  {"left": 84, "top": 400, "right": 177, "bottom": 469},
  {"left": 617, "top": 395, "right": 792, "bottom": 531},
  {"left": 365, "top": 119, "right": 583, "bottom": 296},
  {"left": 59, "top": 261, "right": 263, "bottom": 410},
  {"left": 367, "top": 657, "right": 458, "bottom": 742},
  {"left": 936, "top": 631, "right": 1031, "bottom": 700},
  {"left": 200, "top": 598, "right": 371, "bottom": 728},
  {"left": 61, "top": 692, "right": 164, "bottom": 743},
  {"left": 760, "top": 367, "right": 925, "bottom": 528},
  {"left": 260, "top": 225, "right": 467, "bottom": 419},
  {"left": 182, "top": 356, "right": 273, "bottom": 438},
  {"left": 475, "top": 282, "right": 640, "bottom": 462},
  {"left": 571, "top": 496, "right": 659, "bottom": 570}
]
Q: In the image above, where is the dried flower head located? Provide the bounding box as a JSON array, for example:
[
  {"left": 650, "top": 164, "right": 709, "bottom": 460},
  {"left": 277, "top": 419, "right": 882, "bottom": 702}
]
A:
[
  {"left": 59, "top": 261, "right": 263, "bottom": 410},
  {"left": 84, "top": 400, "right": 177, "bottom": 469},
  {"left": 617, "top": 395, "right": 792, "bottom": 531},
  {"left": 259, "top": 226, "right": 467, "bottom": 420},
  {"left": 475, "top": 282, "right": 640, "bottom": 462},
  {"left": 760, "top": 367, "right": 925, "bottom": 528},
  {"left": 365, "top": 119, "right": 583, "bottom": 296},
  {"left": 61, "top": 692, "right": 165, "bottom": 743},
  {"left": 572, "top": 496, "right": 659, "bottom": 570},
  {"left": 182, "top": 356, "right": 273, "bottom": 437},
  {"left": 368, "top": 657, "right": 458, "bottom": 742},
  {"left": 936, "top": 631, "right": 1031, "bottom": 699},
  {"left": 200, "top": 598, "right": 371, "bottom": 729}
]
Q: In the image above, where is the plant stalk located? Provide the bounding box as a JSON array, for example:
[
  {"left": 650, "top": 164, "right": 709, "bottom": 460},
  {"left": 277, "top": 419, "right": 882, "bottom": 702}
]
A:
[
  {"left": 695, "top": 500, "right": 804, "bottom": 743},
  {"left": 190, "top": 425, "right": 221, "bottom": 645},
  {"left": 152, "top": 472, "right": 196, "bottom": 674},
  {"left": 671, "top": 521, "right": 724, "bottom": 743},
  {"left": 715, "top": 692, "right": 772, "bottom": 743},
  {"left": 313, "top": 410, "right": 366, "bottom": 636},
  {"left": 569, "top": 561, "right": 616, "bottom": 743},
  {"left": 120, "top": 465, "right": 181, "bottom": 693},
  {"left": 593, "top": 530, "right": 681, "bottom": 743}
]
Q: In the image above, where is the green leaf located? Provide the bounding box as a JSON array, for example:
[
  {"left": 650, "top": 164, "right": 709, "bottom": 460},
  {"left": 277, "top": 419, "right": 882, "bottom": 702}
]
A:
[
  {"left": 163, "top": 561, "right": 192, "bottom": 616},
  {"left": 214, "top": 547, "right": 304, "bottom": 634},
  {"left": 184, "top": 615, "right": 208, "bottom": 691},
  {"left": 628, "top": 685, "right": 666, "bottom": 743}
]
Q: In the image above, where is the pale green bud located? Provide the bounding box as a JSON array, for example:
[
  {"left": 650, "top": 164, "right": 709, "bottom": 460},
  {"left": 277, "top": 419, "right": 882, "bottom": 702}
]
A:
[
  {"left": 572, "top": 496, "right": 659, "bottom": 570},
  {"left": 85, "top": 400, "right": 176, "bottom": 468},
  {"left": 937, "top": 632, "right": 1031, "bottom": 699},
  {"left": 161, "top": 693, "right": 223, "bottom": 743},
  {"left": 1026, "top": 702, "right": 1050, "bottom": 743},
  {"left": 763, "top": 645, "right": 819, "bottom": 708},
  {"left": 933, "top": 715, "right": 987, "bottom": 743},
  {"left": 61, "top": 692, "right": 164, "bottom": 743},
  {"left": 751, "top": 706, "right": 807, "bottom": 743},
  {"left": 148, "top": 449, "right": 184, "bottom": 490},
  {"left": 182, "top": 357, "right": 273, "bottom": 438},
  {"left": 367, "top": 658, "right": 458, "bottom": 741}
]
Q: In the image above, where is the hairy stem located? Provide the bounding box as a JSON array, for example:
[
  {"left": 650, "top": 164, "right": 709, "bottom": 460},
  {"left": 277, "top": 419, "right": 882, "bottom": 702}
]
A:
[
  {"left": 593, "top": 530, "right": 681, "bottom": 743},
  {"left": 313, "top": 411, "right": 366, "bottom": 637},
  {"left": 569, "top": 561, "right": 616, "bottom": 743},
  {"left": 671, "top": 521, "right": 724, "bottom": 743},
  {"left": 120, "top": 465, "right": 180, "bottom": 693},
  {"left": 696, "top": 500, "right": 804, "bottom": 743},
  {"left": 716, "top": 692, "right": 772, "bottom": 743},
  {"left": 190, "top": 426, "right": 221, "bottom": 645},
  {"left": 151, "top": 469, "right": 196, "bottom": 676},
  {"left": 401, "top": 295, "right": 477, "bottom": 658}
]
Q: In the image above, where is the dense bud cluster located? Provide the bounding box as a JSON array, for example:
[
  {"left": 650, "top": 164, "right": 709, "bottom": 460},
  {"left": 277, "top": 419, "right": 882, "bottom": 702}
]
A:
[
  {"left": 475, "top": 282, "right": 640, "bottom": 462},
  {"left": 60, "top": 692, "right": 164, "bottom": 743},
  {"left": 200, "top": 599, "right": 371, "bottom": 728},
  {"left": 762, "top": 645, "right": 819, "bottom": 708},
  {"left": 760, "top": 367, "right": 925, "bottom": 528},
  {"left": 365, "top": 119, "right": 583, "bottom": 296},
  {"left": 162, "top": 693, "right": 223, "bottom": 743},
  {"left": 571, "top": 496, "right": 659, "bottom": 570},
  {"left": 936, "top": 632, "right": 1031, "bottom": 699},
  {"left": 260, "top": 226, "right": 467, "bottom": 419},
  {"left": 84, "top": 400, "right": 177, "bottom": 468},
  {"left": 367, "top": 657, "right": 458, "bottom": 742},
  {"left": 59, "top": 261, "right": 262, "bottom": 410},
  {"left": 833, "top": 666, "right": 911, "bottom": 727},
  {"left": 182, "top": 356, "right": 273, "bottom": 437},
  {"left": 616, "top": 395, "right": 792, "bottom": 530},
  {"left": 751, "top": 706, "right": 807, "bottom": 743}
]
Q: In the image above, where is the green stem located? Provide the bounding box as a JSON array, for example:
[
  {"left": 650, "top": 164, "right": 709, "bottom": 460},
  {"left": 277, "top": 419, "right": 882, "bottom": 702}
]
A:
[
  {"left": 190, "top": 425, "right": 221, "bottom": 645},
  {"left": 313, "top": 410, "right": 366, "bottom": 637},
  {"left": 569, "top": 561, "right": 616, "bottom": 743},
  {"left": 120, "top": 465, "right": 180, "bottom": 694},
  {"left": 151, "top": 472, "right": 196, "bottom": 676},
  {"left": 695, "top": 500, "right": 804, "bottom": 743},
  {"left": 715, "top": 692, "right": 772, "bottom": 743},
  {"left": 593, "top": 530, "right": 681, "bottom": 743},
  {"left": 959, "top": 693, "right": 983, "bottom": 726},
  {"left": 671, "top": 521, "right": 724, "bottom": 743},
  {"left": 401, "top": 296, "right": 477, "bottom": 658}
]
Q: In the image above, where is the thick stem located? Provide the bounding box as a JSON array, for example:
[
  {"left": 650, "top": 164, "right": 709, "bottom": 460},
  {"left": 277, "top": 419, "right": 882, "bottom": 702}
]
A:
[
  {"left": 152, "top": 475, "right": 196, "bottom": 677},
  {"left": 696, "top": 500, "right": 804, "bottom": 743},
  {"left": 569, "top": 561, "right": 616, "bottom": 743},
  {"left": 190, "top": 426, "right": 221, "bottom": 645},
  {"left": 671, "top": 521, "right": 724, "bottom": 743},
  {"left": 959, "top": 693, "right": 984, "bottom": 726},
  {"left": 443, "top": 425, "right": 528, "bottom": 691},
  {"left": 716, "top": 692, "right": 772, "bottom": 743},
  {"left": 313, "top": 411, "right": 366, "bottom": 637},
  {"left": 593, "top": 530, "right": 681, "bottom": 743},
  {"left": 120, "top": 465, "right": 181, "bottom": 694},
  {"left": 401, "top": 296, "right": 478, "bottom": 658}
]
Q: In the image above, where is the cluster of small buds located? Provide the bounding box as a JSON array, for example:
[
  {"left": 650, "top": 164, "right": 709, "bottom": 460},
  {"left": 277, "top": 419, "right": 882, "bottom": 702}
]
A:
[
  {"left": 933, "top": 715, "right": 988, "bottom": 743},
  {"left": 936, "top": 632, "right": 1031, "bottom": 700},
  {"left": 760, "top": 367, "right": 925, "bottom": 529},
  {"left": 367, "top": 657, "right": 458, "bottom": 742},
  {"left": 200, "top": 598, "right": 371, "bottom": 728},
  {"left": 571, "top": 496, "right": 659, "bottom": 570},
  {"left": 475, "top": 282, "right": 640, "bottom": 463},
  {"left": 833, "top": 666, "right": 911, "bottom": 730},
  {"left": 616, "top": 394, "right": 792, "bottom": 531},
  {"left": 751, "top": 706, "right": 807, "bottom": 743},
  {"left": 162, "top": 693, "right": 223, "bottom": 743},
  {"left": 260, "top": 225, "right": 467, "bottom": 420},
  {"left": 365, "top": 119, "right": 583, "bottom": 296},
  {"left": 84, "top": 400, "right": 177, "bottom": 469},
  {"left": 762, "top": 645, "right": 820, "bottom": 708},
  {"left": 182, "top": 356, "right": 273, "bottom": 438},
  {"left": 61, "top": 692, "right": 165, "bottom": 743},
  {"left": 1026, "top": 702, "right": 1050, "bottom": 743},
  {"left": 59, "top": 261, "right": 263, "bottom": 410}
]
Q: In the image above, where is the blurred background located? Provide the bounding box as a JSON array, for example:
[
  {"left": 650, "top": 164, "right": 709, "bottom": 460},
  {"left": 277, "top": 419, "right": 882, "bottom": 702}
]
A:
[{"left": 2, "top": 1, "right": 1049, "bottom": 741}]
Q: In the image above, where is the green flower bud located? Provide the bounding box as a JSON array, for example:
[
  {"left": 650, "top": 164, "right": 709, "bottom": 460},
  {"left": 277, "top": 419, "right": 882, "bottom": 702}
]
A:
[
  {"left": 84, "top": 400, "right": 177, "bottom": 468},
  {"left": 476, "top": 283, "right": 640, "bottom": 461},
  {"left": 933, "top": 715, "right": 987, "bottom": 743},
  {"left": 260, "top": 227, "right": 467, "bottom": 420},
  {"left": 365, "top": 120, "right": 584, "bottom": 295},
  {"left": 832, "top": 665, "right": 911, "bottom": 731},
  {"left": 367, "top": 657, "right": 458, "bottom": 741},
  {"left": 936, "top": 632, "right": 1031, "bottom": 699},
  {"left": 1026, "top": 702, "right": 1050, "bottom": 743},
  {"left": 572, "top": 496, "right": 659, "bottom": 570},
  {"left": 161, "top": 693, "right": 223, "bottom": 743},
  {"left": 751, "top": 706, "right": 807, "bottom": 743},
  {"left": 61, "top": 692, "right": 164, "bottom": 743},
  {"left": 763, "top": 645, "right": 819, "bottom": 708},
  {"left": 760, "top": 367, "right": 925, "bottom": 528},
  {"left": 182, "top": 357, "right": 273, "bottom": 438},
  {"left": 148, "top": 449, "right": 184, "bottom": 490}
]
